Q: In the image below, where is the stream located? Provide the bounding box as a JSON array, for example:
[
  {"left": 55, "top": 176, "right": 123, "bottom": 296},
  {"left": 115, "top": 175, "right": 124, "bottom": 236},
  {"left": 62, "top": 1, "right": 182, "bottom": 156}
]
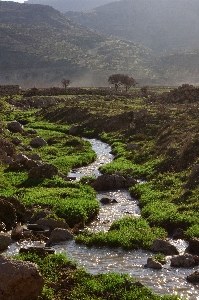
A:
[{"left": 5, "top": 138, "right": 199, "bottom": 299}]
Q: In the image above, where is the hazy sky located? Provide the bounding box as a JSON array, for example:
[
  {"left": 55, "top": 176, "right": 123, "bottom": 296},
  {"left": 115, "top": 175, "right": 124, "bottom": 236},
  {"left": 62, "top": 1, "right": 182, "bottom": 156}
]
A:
[{"left": 1, "top": 0, "right": 25, "bottom": 2}]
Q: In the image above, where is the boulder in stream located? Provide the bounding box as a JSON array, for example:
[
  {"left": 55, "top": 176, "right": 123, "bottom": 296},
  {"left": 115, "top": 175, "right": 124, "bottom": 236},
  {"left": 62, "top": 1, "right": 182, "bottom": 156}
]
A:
[
  {"left": 144, "top": 257, "right": 163, "bottom": 269},
  {"left": 91, "top": 174, "right": 136, "bottom": 191},
  {"left": 150, "top": 239, "right": 179, "bottom": 255},
  {"left": 170, "top": 254, "right": 196, "bottom": 268}
]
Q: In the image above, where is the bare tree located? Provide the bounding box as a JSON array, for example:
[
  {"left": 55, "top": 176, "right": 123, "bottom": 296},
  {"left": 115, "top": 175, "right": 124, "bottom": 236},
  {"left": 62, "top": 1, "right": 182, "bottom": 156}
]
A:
[{"left": 61, "top": 78, "right": 70, "bottom": 90}]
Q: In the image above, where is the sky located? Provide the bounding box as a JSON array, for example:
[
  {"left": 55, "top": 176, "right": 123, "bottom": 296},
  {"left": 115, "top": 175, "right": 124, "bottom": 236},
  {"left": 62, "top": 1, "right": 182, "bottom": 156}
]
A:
[{"left": 1, "top": 0, "right": 25, "bottom": 2}]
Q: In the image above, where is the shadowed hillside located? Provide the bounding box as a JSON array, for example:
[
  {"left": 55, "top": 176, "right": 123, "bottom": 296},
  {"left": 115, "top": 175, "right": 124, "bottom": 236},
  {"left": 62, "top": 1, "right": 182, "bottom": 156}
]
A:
[
  {"left": 0, "top": 1, "right": 158, "bottom": 87},
  {"left": 26, "top": 0, "right": 118, "bottom": 12},
  {"left": 65, "top": 0, "right": 199, "bottom": 53}
]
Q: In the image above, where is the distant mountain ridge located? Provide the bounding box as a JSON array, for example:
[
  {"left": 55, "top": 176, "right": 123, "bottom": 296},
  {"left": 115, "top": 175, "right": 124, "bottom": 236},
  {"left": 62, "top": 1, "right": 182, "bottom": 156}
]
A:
[
  {"left": 65, "top": 0, "right": 199, "bottom": 53},
  {"left": 26, "top": 0, "right": 117, "bottom": 12},
  {"left": 0, "top": 2, "right": 158, "bottom": 87}
]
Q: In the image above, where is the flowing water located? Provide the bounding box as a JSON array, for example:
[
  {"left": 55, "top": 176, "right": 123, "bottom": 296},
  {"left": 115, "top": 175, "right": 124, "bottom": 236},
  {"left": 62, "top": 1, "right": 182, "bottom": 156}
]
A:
[{"left": 4, "top": 138, "right": 199, "bottom": 299}]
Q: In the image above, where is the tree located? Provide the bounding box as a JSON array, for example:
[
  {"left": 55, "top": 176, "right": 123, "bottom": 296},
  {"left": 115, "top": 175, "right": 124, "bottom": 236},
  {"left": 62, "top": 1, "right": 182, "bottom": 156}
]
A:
[
  {"left": 108, "top": 74, "right": 123, "bottom": 91},
  {"left": 61, "top": 78, "right": 70, "bottom": 90},
  {"left": 108, "top": 74, "right": 137, "bottom": 92}
]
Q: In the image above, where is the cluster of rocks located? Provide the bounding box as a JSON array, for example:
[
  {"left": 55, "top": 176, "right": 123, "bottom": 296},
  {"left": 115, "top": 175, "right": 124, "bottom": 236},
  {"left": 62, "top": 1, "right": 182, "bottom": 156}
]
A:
[
  {"left": 7, "top": 96, "right": 65, "bottom": 109},
  {"left": 144, "top": 238, "right": 199, "bottom": 283},
  {"left": 0, "top": 215, "right": 74, "bottom": 299}
]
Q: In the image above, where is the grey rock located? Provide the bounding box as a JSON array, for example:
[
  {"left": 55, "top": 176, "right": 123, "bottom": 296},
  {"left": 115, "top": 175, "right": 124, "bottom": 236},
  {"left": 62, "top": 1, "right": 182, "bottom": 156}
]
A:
[{"left": 0, "top": 255, "right": 44, "bottom": 300}]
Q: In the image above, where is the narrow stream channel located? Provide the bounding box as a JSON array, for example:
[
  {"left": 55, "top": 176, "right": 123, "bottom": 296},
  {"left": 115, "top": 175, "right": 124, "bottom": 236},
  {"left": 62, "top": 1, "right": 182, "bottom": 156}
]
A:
[{"left": 5, "top": 138, "right": 199, "bottom": 299}]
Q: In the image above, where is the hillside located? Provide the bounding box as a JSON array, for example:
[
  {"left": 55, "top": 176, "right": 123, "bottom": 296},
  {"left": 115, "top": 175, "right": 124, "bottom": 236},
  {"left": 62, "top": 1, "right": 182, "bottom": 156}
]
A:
[
  {"left": 26, "top": 0, "right": 117, "bottom": 12},
  {"left": 65, "top": 0, "right": 199, "bottom": 53},
  {"left": 0, "top": 1, "right": 158, "bottom": 87}
]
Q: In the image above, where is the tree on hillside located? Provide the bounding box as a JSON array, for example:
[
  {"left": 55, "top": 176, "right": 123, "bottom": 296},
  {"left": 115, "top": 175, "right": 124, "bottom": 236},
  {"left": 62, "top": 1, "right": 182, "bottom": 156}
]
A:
[
  {"left": 121, "top": 75, "right": 137, "bottom": 92},
  {"left": 108, "top": 74, "right": 123, "bottom": 91},
  {"left": 108, "top": 74, "right": 137, "bottom": 92},
  {"left": 61, "top": 78, "right": 70, "bottom": 90}
]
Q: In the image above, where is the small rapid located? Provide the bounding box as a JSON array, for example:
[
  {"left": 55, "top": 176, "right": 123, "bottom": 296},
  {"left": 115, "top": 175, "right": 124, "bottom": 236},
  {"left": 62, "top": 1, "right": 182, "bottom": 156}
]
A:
[{"left": 4, "top": 138, "right": 199, "bottom": 299}]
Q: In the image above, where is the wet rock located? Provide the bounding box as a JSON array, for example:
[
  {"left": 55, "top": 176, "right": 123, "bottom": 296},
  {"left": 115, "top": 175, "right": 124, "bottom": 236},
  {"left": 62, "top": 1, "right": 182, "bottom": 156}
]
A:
[
  {"left": 0, "top": 233, "right": 12, "bottom": 251},
  {"left": 0, "top": 255, "right": 44, "bottom": 300},
  {"left": 37, "top": 218, "right": 69, "bottom": 231},
  {"left": 186, "top": 238, "right": 199, "bottom": 255},
  {"left": 91, "top": 174, "right": 136, "bottom": 191},
  {"left": 11, "top": 223, "right": 24, "bottom": 241},
  {"left": 27, "top": 224, "right": 50, "bottom": 237},
  {"left": 150, "top": 239, "right": 179, "bottom": 255},
  {"left": 144, "top": 257, "right": 162, "bottom": 269},
  {"left": 187, "top": 271, "right": 199, "bottom": 283},
  {"left": 46, "top": 228, "right": 74, "bottom": 246},
  {"left": 19, "top": 246, "right": 55, "bottom": 256},
  {"left": 170, "top": 254, "right": 196, "bottom": 268},
  {"left": 7, "top": 121, "right": 23, "bottom": 133},
  {"left": 100, "top": 197, "right": 117, "bottom": 204},
  {"left": 30, "top": 136, "right": 47, "bottom": 147},
  {"left": 28, "top": 163, "right": 58, "bottom": 179}
]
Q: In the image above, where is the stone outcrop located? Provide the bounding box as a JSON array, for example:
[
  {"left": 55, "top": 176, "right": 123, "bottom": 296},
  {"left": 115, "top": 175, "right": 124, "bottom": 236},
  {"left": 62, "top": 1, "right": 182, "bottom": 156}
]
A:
[
  {"left": 100, "top": 197, "right": 117, "bottom": 204},
  {"left": 37, "top": 218, "right": 69, "bottom": 231},
  {"left": 0, "top": 233, "right": 12, "bottom": 251},
  {"left": 0, "top": 137, "right": 16, "bottom": 158},
  {"left": 0, "top": 196, "right": 26, "bottom": 230},
  {"left": 170, "top": 254, "right": 196, "bottom": 268},
  {"left": 185, "top": 238, "right": 199, "bottom": 255},
  {"left": 144, "top": 257, "right": 162, "bottom": 269},
  {"left": 46, "top": 228, "right": 74, "bottom": 246},
  {"left": 150, "top": 239, "right": 179, "bottom": 255},
  {"left": 28, "top": 163, "right": 58, "bottom": 179},
  {"left": 30, "top": 136, "right": 47, "bottom": 147},
  {"left": 0, "top": 255, "right": 44, "bottom": 300},
  {"left": 7, "top": 121, "right": 23, "bottom": 133},
  {"left": 187, "top": 271, "right": 199, "bottom": 283},
  {"left": 91, "top": 174, "right": 137, "bottom": 191}
]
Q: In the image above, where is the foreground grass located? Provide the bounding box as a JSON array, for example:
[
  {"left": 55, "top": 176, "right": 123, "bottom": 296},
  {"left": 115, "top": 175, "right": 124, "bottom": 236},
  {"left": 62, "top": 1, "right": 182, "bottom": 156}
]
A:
[{"left": 14, "top": 253, "right": 181, "bottom": 300}]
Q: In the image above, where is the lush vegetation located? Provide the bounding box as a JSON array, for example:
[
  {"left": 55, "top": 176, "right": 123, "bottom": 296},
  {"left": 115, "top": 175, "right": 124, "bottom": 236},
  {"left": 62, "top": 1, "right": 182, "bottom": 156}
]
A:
[
  {"left": 2, "top": 85, "right": 199, "bottom": 299},
  {"left": 14, "top": 252, "right": 181, "bottom": 300},
  {"left": 75, "top": 216, "right": 166, "bottom": 250}
]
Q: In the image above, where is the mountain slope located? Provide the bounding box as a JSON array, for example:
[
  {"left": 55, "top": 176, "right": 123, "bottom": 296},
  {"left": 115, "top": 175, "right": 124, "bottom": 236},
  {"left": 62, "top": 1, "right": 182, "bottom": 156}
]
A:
[
  {"left": 65, "top": 0, "right": 199, "bottom": 53},
  {"left": 26, "top": 0, "right": 118, "bottom": 12},
  {"left": 0, "top": 2, "right": 157, "bottom": 87}
]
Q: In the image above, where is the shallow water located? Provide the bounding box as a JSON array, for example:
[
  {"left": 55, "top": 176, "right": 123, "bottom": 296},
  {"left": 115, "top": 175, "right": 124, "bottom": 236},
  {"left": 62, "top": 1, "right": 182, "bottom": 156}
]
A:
[{"left": 4, "top": 138, "right": 199, "bottom": 299}]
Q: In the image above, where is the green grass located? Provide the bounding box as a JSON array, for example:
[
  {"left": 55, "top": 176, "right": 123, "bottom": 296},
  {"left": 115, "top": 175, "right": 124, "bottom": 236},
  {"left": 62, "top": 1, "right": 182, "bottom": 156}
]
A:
[
  {"left": 13, "top": 253, "right": 181, "bottom": 300},
  {"left": 75, "top": 216, "right": 166, "bottom": 250}
]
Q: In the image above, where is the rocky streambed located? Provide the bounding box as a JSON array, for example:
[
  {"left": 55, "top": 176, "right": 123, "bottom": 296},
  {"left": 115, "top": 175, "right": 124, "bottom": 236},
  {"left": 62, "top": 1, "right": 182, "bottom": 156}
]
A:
[{"left": 3, "top": 138, "right": 199, "bottom": 299}]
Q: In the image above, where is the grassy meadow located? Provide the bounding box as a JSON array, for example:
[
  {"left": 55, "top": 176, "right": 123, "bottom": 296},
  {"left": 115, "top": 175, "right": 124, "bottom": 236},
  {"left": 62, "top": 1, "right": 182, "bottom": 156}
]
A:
[{"left": 1, "top": 85, "right": 199, "bottom": 299}]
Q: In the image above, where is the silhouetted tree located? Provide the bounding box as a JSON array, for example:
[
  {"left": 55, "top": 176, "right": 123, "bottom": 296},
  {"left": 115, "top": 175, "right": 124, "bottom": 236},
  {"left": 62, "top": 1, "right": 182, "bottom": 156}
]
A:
[
  {"left": 108, "top": 74, "right": 123, "bottom": 91},
  {"left": 121, "top": 75, "right": 137, "bottom": 92},
  {"left": 108, "top": 74, "right": 137, "bottom": 92},
  {"left": 61, "top": 78, "right": 70, "bottom": 90}
]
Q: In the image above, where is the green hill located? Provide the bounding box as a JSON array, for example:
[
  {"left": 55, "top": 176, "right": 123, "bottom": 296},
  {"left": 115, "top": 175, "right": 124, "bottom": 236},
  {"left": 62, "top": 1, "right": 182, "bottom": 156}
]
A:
[
  {"left": 65, "top": 0, "right": 199, "bottom": 53},
  {"left": 0, "top": 1, "right": 157, "bottom": 87}
]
